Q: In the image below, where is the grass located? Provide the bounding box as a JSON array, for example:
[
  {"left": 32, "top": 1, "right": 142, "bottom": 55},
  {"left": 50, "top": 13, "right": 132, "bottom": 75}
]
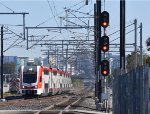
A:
[{"left": 0, "top": 91, "right": 17, "bottom": 98}]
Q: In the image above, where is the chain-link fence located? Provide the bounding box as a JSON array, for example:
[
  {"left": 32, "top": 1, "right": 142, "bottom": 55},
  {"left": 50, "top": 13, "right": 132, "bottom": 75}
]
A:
[{"left": 113, "top": 65, "right": 150, "bottom": 114}]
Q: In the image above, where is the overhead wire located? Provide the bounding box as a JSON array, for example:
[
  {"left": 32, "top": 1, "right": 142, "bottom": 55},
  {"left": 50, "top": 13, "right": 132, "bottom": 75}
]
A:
[
  {"left": 90, "top": 23, "right": 134, "bottom": 40},
  {"left": 47, "top": 0, "right": 59, "bottom": 27},
  {"left": 87, "top": 0, "right": 93, "bottom": 41},
  {"left": 4, "top": 26, "right": 23, "bottom": 39},
  {"left": 4, "top": 39, "right": 25, "bottom": 52},
  {"left": 68, "top": 10, "right": 87, "bottom": 25},
  {"left": 28, "top": 35, "right": 50, "bottom": 49},
  {"left": 36, "top": 0, "right": 85, "bottom": 27},
  {"left": 3, "top": 35, "right": 16, "bottom": 40},
  {"left": 68, "top": 30, "right": 94, "bottom": 56},
  {"left": 0, "top": 1, "right": 14, "bottom": 12},
  {"left": 65, "top": 8, "right": 93, "bottom": 16},
  {"left": 110, "top": 28, "right": 138, "bottom": 43},
  {"left": 108, "top": 23, "right": 134, "bottom": 37},
  {"left": 61, "top": 3, "right": 94, "bottom": 58},
  {"left": 52, "top": 0, "right": 72, "bottom": 40},
  {"left": 3, "top": 26, "right": 25, "bottom": 52},
  {"left": 76, "top": 4, "right": 86, "bottom": 11},
  {"left": 34, "top": 1, "right": 93, "bottom": 61}
]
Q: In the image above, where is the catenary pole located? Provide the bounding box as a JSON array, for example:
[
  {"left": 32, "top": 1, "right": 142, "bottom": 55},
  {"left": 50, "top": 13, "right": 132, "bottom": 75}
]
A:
[
  {"left": 1, "top": 26, "right": 3, "bottom": 99},
  {"left": 134, "top": 19, "right": 137, "bottom": 69},
  {"left": 140, "top": 22, "right": 143, "bottom": 66}
]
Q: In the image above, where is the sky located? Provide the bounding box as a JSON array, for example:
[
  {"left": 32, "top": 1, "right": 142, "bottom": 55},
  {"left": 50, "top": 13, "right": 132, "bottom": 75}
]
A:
[{"left": 0, "top": 0, "right": 149, "bottom": 58}]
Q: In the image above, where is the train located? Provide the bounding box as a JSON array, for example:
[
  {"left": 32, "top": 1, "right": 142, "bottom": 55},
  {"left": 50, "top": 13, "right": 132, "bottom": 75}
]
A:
[{"left": 19, "top": 65, "right": 72, "bottom": 96}]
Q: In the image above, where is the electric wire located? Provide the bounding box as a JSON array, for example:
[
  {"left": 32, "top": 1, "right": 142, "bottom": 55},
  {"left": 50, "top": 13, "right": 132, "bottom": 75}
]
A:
[
  {"left": 36, "top": 0, "right": 85, "bottom": 27},
  {"left": 3, "top": 26, "right": 25, "bottom": 52},
  {"left": 47, "top": 0, "right": 59, "bottom": 27},
  {"left": 110, "top": 28, "right": 138, "bottom": 43},
  {"left": 4, "top": 39, "right": 25, "bottom": 52},
  {"left": 28, "top": 35, "right": 50, "bottom": 49},
  {"left": 0, "top": 1, "right": 14, "bottom": 12}
]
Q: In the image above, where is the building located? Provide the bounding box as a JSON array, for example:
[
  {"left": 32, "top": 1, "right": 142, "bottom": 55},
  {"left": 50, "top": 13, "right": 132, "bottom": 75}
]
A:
[{"left": 0, "top": 56, "right": 18, "bottom": 74}]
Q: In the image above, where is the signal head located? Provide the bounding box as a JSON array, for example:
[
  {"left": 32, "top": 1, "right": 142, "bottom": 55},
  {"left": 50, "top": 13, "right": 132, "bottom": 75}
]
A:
[
  {"left": 101, "top": 11, "right": 109, "bottom": 28},
  {"left": 101, "top": 60, "right": 109, "bottom": 76},
  {"left": 101, "top": 36, "right": 109, "bottom": 52}
]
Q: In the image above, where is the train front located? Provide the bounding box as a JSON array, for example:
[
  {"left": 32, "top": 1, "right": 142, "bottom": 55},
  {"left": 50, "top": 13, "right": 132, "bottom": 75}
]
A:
[{"left": 20, "top": 66, "right": 41, "bottom": 96}]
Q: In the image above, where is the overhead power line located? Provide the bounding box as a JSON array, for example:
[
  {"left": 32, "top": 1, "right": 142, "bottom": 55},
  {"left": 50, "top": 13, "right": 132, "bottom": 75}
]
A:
[
  {"left": 36, "top": 0, "right": 85, "bottom": 27},
  {"left": 0, "top": 1, "right": 14, "bottom": 12}
]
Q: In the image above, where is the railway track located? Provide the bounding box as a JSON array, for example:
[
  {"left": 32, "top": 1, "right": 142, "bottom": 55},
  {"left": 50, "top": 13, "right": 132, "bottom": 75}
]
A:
[
  {"left": 0, "top": 87, "right": 97, "bottom": 114},
  {"left": 0, "top": 94, "right": 68, "bottom": 110},
  {"left": 0, "top": 87, "right": 86, "bottom": 110},
  {"left": 0, "top": 87, "right": 100, "bottom": 114},
  {"left": 34, "top": 87, "right": 93, "bottom": 114}
]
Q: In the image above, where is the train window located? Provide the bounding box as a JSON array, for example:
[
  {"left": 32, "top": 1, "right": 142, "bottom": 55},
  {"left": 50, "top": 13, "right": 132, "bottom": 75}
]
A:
[
  {"left": 40, "top": 77, "right": 42, "bottom": 82},
  {"left": 53, "top": 71, "right": 57, "bottom": 76},
  {"left": 60, "top": 83, "right": 62, "bottom": 88},
  {"left": 44, "top": 69, "right": 49, "bottom": 75},
  {"left": 60, "top": 72, "right": 62, "bottom": 76}
]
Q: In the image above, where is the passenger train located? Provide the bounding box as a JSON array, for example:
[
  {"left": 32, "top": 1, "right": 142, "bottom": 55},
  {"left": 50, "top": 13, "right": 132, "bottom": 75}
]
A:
[{"left": 20, "top": 65, "right": 72, "bottom": 96}]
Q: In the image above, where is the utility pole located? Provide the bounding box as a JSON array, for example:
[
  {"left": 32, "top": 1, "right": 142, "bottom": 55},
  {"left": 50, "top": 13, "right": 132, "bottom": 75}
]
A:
[
  {"left": 96, "top": 0, "right": 102, "bottom": 108},
  {"left": 134, "top": 19, "right": 137, "bottom": 69},
  {"left": 57, "top": 47, "right": 59, "bottom": 68},
  {"left": 1, "top": 26, "right": 3, "bottom": 99},
  {"left": 48, "top": 50, "right": 50, "bottom": 66},
  {"left": 23, "top": 14, "right": 26, "bottom": 40},
  {"left": 140, "top": 22, "right": 143, "bottom": 66},
  {"left": 55, "top": 45, "right": 57, "bottom": 67},
  {"left": 66, "top": 45, "right": 68, "bottom": 71},
  {"left": 120, "top": 0, "right": 126, "bottom": 71},
  {"left": 94, "top": 3, "right": 99, "bottom": 110},
  {"left": 120, "top": 0, "right": 126, "bottom": 114}
]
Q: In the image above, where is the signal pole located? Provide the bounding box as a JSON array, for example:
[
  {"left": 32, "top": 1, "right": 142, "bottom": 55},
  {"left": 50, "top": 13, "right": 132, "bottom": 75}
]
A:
[
  {"left": 120, "top": 0, "right": 126, "bottom": 72},
  {"left": 1, "top": 26, "right": 3, "bottom": 99},
  {"left": 120, "top": 1, "right": 126, "bottom": 114},
  {"left": 100, "top": 10, "right": 109, "bottom": 112},
  {"left": 94, "top": 3, "right": 98, "bottom": 106},
  {"left": 96, "top": 0, "right": 102, "bottom": 108}
]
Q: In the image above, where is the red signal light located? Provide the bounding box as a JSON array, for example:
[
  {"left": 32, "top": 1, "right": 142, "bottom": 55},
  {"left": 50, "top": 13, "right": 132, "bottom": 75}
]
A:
[
  {"left": 102, "top": 70, "right": 108, "bottom": 75},
  {"left": 102, "top": 45, "right": 108, "bottom": 52},
  {"left": 101, "top": 36, "right": 109, "bottom": 52},
  {"left": 101, "top": 11, "right": 109, "bottom": 28},
  {"left": 101, "top": 60, "right": 109, "bottom": 76},
  {"left": 102, "top": 22, "right": 108, "bottom": 28}
]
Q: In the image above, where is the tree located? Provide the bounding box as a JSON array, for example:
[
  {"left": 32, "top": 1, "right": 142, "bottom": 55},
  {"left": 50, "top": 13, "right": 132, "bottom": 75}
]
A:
[
  {"left": 126, "top": 52, "right": 137, "bottom": 71},
  {"left": 126, "top": 50, "right": 150, "bottom": 71},
  {"left": 0, "top": 62, "right": 16, "bottom": 74},
  {"left": 146, "top": 37, "right": 150, "bottom": 51},
  {"left": 145, "top": 56, "right": 150, "bottom": 66}
]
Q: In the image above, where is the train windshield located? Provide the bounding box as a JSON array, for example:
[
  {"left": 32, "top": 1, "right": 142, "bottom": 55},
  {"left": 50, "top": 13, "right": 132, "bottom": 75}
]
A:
[{"left": 23, "top": 72, "right": 37, "bottom": 83}]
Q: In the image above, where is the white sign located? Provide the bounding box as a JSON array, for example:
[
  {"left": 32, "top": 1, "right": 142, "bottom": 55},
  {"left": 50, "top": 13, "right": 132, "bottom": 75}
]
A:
[{"left": 101, "top": 93, "right": 109, "bottom": 100}]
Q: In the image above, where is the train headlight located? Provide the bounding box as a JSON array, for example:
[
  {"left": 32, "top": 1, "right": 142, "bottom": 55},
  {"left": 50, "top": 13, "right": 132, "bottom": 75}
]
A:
[{"left": 22, "top": 86, "right": 25, "bottom": 89}]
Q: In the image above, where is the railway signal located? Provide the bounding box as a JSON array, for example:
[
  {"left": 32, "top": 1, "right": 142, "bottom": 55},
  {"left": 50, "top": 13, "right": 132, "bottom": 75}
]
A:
[
  {"left": 101, "top": 35, "right": 109, "bottom": 52},
  {"left": 100, "top": 10, "right": 109, "bottom": 77},
  {"left": 101, "top": 11, "right": 109, "bottom": 28},
  {"left": 101, "top": 60, "right": 109, "bottom": 76}
]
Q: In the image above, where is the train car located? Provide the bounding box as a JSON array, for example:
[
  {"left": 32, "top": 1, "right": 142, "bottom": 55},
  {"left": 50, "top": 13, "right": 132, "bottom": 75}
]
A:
[{"left": 19, "top": 65, "right": 72, "bottom": 96}]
